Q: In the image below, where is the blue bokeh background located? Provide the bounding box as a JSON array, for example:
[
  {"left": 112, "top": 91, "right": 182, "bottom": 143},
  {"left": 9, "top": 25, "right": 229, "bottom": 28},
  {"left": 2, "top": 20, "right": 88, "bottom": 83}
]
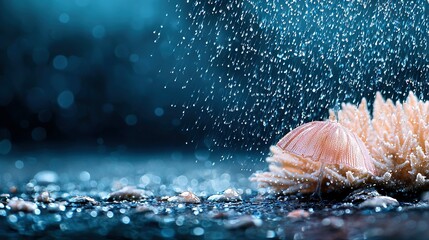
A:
[
  {"left": 1, "top": 0, "right": 428, "bottom": 156},
  {"left": 0, "top": 0, "right": 193, "bottom": 153}
]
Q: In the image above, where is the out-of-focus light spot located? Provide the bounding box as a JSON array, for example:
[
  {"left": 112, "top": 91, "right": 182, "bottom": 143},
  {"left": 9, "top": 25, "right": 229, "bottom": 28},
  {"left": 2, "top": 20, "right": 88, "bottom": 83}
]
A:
[
  {"left": 32, "top": 127, "right": 47, "bottom": 141},
  {"left": 15, "top": 160, "right": 24, "bottom": 169},
  {"left": 0, "top": 139, "right": 12, "bottom": 155},
  {"left": 34, "top": 170, "right": 59, "bottom": 183},
  {"left": 53, "top": 55, "right": 68, "bottom": 70},
  {"left": 32, "top": 48, "right": 50, "bottom": 65},
  {"left": 97, "top": 137, "right": 104, "bottom": 145},
  {"left": 266, "top": 230, "right": 276, "bottom": 238},
  {"left": 154, "top": 107, "right": 164, "bottom": 117},
  {"left": 125, "top": 114, "right": 138, "bottom": 126},
  {"left": 79, "top": 171, "right": 91, "bottom": 181},
  {"left": 140, "top": 175, "right": 150, "bottom": 187},
  {"left": 59, "top": 13, "right": 70, "bottom": 23},
  {"left": 8, "top": 215, "right": 17, "bottom": 223},
  {"left": 129, "top": 54, "right": 139, "bottom": 63},
  {"left": 193, "top": 227, "right": 204, "bottom": 236},
  {"left": 92, "top": 25, "right": 106, "bottom": 39},
  {"left": 57, "top": 90, "right": 75, "bottom": 109},
  {"left": 175, "top": 175, "right": 188, "bottom": 186},
  {"left": 122, "top": 216, "right": 130, "bottom": 224}
]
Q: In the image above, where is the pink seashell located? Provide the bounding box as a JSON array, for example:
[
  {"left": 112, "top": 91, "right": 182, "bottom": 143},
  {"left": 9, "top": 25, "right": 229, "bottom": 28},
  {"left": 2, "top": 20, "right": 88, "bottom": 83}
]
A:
[{"left": 277, "top": 120, "right": 375, "bottom": 174}]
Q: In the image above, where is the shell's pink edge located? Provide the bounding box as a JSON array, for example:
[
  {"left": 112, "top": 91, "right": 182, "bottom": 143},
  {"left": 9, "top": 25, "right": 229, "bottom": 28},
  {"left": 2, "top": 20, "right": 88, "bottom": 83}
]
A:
[{"left": 276, "top": 121, "right": 375, "bottom": 174}]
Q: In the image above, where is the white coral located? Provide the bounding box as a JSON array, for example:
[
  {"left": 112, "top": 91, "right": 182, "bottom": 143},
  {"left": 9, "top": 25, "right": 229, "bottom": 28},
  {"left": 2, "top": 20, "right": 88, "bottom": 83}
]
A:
[{"left": 338, "top": 91, "right": 429, "bottom": 189}]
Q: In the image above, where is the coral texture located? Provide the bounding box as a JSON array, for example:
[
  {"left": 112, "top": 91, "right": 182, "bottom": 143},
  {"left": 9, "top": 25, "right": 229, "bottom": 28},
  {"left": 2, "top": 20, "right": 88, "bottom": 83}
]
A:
[
  {"left": 252, "top": 91, "right": 429, "bottom": 194},
  {"left": 252, "top": 145, "right": 372, "bottom": 194},
  {"left": 338, "top": 91, "right": 429, "bottom": 190}
]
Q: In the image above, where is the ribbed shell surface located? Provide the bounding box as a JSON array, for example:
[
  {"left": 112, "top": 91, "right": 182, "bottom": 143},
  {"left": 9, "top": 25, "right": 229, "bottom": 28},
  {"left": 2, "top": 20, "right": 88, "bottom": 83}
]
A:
[{"left": 277, "top": 121, "right": 375, "bottom": 174}]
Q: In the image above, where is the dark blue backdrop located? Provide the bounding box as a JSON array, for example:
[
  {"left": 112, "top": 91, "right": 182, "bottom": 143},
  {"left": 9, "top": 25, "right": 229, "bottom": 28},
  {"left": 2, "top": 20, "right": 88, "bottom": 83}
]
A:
[{"left": 0, "top": 0, "right": 428, "bottom": 155}]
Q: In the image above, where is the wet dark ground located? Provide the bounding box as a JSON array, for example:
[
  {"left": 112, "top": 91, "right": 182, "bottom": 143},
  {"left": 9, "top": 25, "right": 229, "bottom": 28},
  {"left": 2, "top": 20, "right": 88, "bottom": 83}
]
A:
[{"left": 1, "top": 150, "right": 429, "bottom": 239}]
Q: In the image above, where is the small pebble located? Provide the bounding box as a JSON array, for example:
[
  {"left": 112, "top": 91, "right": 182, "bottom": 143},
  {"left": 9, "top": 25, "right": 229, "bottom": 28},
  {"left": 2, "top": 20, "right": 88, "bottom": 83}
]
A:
[
  {"left": 68, "top": 196, "right": 99, "bottom": 206},
  {"left": 343, "top": 188, "right": 380, "bottom": 204},
  {"left": 207, "top": 188, "right": 242, "bottom": 202},
  {"left": 225, "top": 215, "right": 263, "bottom": 230},
  {"left": 210, "top": 210, "right": 236, "bottom": 219},
  {"left": 0, "top": 194, "right": 10, "bottom": 204},
  {"left": 287, "top": 209, "right": 310, "bottom": 219},
  {"left": 359, "top": 196, "right": 399, "bottom": 209},
  {"left": 36, "top": 191, "right": 53, "bottom": 203},
  {"left": 107, "top": 186, "right": 148, "bottom": 202},
  {"left": 7, "top": 198, "right": 38, "bottom": 213},
  {"left": 168, "top": 191, "right": 201, "bottom": 203}
]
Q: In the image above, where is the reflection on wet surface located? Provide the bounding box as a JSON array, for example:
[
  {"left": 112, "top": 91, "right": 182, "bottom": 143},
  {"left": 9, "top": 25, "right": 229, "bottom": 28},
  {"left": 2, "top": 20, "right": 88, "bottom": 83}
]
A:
[{"left": 1, "top": 152, "right": 429, "bottom": 239}]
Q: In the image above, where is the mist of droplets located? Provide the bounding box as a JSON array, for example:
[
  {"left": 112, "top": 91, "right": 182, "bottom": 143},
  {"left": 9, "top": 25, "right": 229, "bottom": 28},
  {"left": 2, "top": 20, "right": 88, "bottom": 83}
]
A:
[{"left": 167, "top": 0, "right": 429, "bottom": 155}]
